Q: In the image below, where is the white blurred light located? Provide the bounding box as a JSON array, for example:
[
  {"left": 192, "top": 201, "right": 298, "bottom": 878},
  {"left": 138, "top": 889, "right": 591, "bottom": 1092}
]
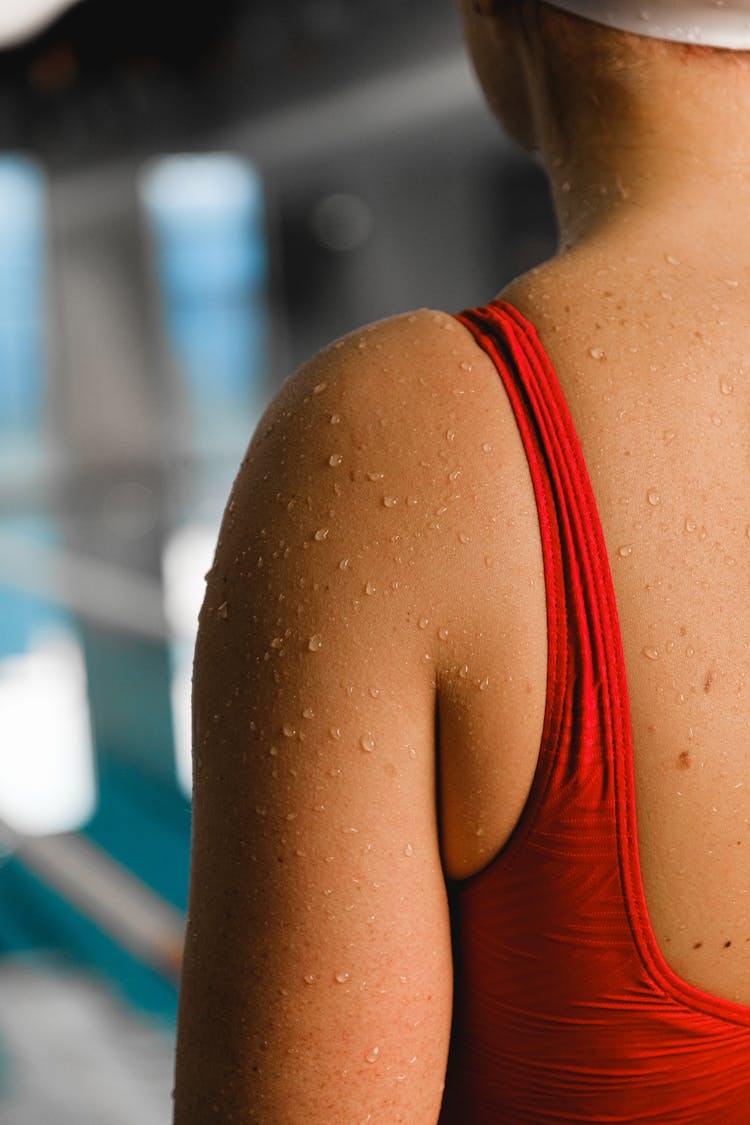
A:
[
  {"left": 161, "top": 524, "right": 217, "bottom": 640},
  {"left": 0, "top": 629, "right": 96, "bottom": 835},
  {"left": 311, "top": 192, "right": 374, "bottom": 252},
  {"left": 162, "top": 524, "right": 218, "bottom": 795}
]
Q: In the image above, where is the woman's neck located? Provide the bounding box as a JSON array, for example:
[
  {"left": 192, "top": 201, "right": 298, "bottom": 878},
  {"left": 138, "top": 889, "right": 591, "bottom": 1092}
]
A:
[{"left": 530, "top": 25, "right": 750, "bottom": 263}]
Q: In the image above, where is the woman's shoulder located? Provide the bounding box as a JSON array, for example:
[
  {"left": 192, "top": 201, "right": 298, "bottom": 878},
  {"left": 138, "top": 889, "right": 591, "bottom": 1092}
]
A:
[{"left": 240, "top": 303, "right": 530, "bottom": 609}]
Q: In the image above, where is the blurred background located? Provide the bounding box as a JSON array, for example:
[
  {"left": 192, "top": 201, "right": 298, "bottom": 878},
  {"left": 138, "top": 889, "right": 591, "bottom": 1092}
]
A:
[{"left": 0, "top": 0, "right": 557, "bottom": 1120}]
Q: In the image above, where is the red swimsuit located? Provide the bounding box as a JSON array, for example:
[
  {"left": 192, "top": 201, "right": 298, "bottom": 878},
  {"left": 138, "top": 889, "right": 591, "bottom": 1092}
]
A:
[{"left": 440, "top": 300, "right": 750, "bottom": 1123}]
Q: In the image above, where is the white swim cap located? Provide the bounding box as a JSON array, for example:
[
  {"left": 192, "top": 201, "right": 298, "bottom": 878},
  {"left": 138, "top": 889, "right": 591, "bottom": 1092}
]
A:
[
  {"left": 543, "top": 1, "right": 750, "bottom": 48},
  {"left": 0, "top": 0, "right": 83, "bottom": 48}
]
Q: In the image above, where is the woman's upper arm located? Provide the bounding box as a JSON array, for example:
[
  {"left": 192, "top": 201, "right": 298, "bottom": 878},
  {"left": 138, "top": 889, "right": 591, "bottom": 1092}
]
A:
[{"left": 173, "top": 316, "right": 455, "bottom": 1124}]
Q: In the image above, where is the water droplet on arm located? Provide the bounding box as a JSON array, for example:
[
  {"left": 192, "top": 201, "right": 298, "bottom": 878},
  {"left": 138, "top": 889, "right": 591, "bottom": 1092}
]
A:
[
  {"left": 308, "top": 634, "right": 323, "bottom": 652},
  {"left": 646, "top": 488, "right": 661, "bottom": 507}
]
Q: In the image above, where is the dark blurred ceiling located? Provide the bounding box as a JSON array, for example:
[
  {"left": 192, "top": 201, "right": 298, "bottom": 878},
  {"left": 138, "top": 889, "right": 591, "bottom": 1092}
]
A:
[{"left": 0, "top": 0, "right": 460, "bottom": 169}]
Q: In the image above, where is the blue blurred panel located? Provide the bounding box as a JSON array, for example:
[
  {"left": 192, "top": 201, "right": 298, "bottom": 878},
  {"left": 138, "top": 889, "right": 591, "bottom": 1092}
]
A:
[
  {"left": 0, "top": 859, "right": 178, "bottom": 1022},
  {"left": 140, "top": 153, "right": 270, "bottom": 460},
  {"left": 0, "top": 517, "right": 67, "bottom": 661},
  {"left": 0, "top": 156, "right": 47, "bottom": 475}
]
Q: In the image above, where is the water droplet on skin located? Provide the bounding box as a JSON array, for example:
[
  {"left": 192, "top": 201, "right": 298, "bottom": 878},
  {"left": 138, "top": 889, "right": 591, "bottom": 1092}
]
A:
[
  {"left": 418, "top": 616, "right": 429, "bottom": 629},
  {"left": 383, "top": 496, "right": 398, "bottom": 508},
  {"left": 313, "top": 381, "right": 328, "bottom": 395},
  {"left": 369, "top": 686, "right": 380, "bottom": 699},
  {"left": 660, "top": 290, "right": 673, "bottom": 302},
  {"left": 404, "top": 842, "right": 414, "bottom": 857},
  {"left": 459, "top": 532, "right": 471, "bottom": 545},
  {"left": 482, "top": 442, "right": 493, "bottom": 453},
  {"left": 459, "top": 664, "right": 469, "bottom": 678},
  {"left": 330, "top": 412, "right": 341, "bottom": 424},
  {"left": 367, "top": 471, "right": 384, "bottom": 482},
  {"left": 711, "top": 412, "right": 723, "bottom": 426},
  {"left": 365, "top": 581, "right": 377, "bottom": 596},
  {"left": 446, "top": 430, "right": 456, "bottom": 443},
  {"left": 271, "top": 636, "right": 283, "bottom": 649},
  {"left": 646, "top": 488, "right": 661, "bottom": 506},
  {"left": 342, "top": 826, "right": 359, "bottom": 834},
  {"left": 314, "top": 528, "right": 330, "bottom": 541},
  {"left": 686, "top": 645, "right": 695, "bottom": 657},
  {"left": 460, "top": 360, "right": 473, "bottom": 372},
  {"left": 335, "top": 972, "right": 350, "bottom": 984},
  {"left": 664, "top": 253, "right": 681, "bottom": 266},
  {"left": 589, "top": 347, "right": 606, "bottom": 360},
  {"left": 218, "top": 602, "right": 229, "bottom": 620},
  {"left": 308, "top": 635, "right": 323, "bottom": 652},
  {"left": 685, "top": 517, "right": 697, "bottom": 532},
  {"left": 302, "top": 707, "right": 315, "bottom": 719},
  {"left": 478, "top": 676, "right": 490, "bottom": 691},
  {"left": 339, "top": 558, "right": 350, "bottom": 570},
  {"left": 360, "top": 733, "right": 376, "bottom": 753},
  {"left": 328, "top": 453, "right": 343, "bottom": 467},
  {"left": 723, "top": 278, "right": 739, "bottom": 288},
  {"left": 286, "top": 812, "right": 298, "bottom": 821},
  {"left": 726, "top": 555, "right": 736, "bottom": 566},
  {"left": 720, "top": 378, "right": 734, "bottom": 395},
  {"left": 365, "top": 1047, "right": 380, "bottom": 1064},
  {"left": 283, "top": 723, "right": 297, "bottom": 738},
  {"left": 438, "top": 626, "right": 449, "bottom": 640},
  {"left": 642, "top": 646, "right": 659, "bottom": 660},
  {"left": 662, "top": 430, "right": 676, "bottom": 445},
  {"left": 618, "top": 544, "right": 633, "bottom": 558},
  {"left": 407, "top": 496, "right": 419, "bottom": 506},
  {"left": 448, "top": 468, "right": 462, "bottom": 483}
]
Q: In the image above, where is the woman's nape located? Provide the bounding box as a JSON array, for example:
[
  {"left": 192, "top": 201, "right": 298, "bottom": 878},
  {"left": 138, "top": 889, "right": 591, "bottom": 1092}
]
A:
[{"left": 461, "top": 0, "right": 750, "bottom": 262}]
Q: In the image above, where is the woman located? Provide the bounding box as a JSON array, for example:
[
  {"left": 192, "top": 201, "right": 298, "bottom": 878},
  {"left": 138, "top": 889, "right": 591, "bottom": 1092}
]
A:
[{"left": 173, "top": 2, "right": 750, "bottom": 1120}]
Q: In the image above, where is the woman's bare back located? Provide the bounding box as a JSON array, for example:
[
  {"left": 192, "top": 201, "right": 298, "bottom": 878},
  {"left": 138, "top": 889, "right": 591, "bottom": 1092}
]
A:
[{"left": 443, "top": 248, "right": 750, "bottom": 1009}]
